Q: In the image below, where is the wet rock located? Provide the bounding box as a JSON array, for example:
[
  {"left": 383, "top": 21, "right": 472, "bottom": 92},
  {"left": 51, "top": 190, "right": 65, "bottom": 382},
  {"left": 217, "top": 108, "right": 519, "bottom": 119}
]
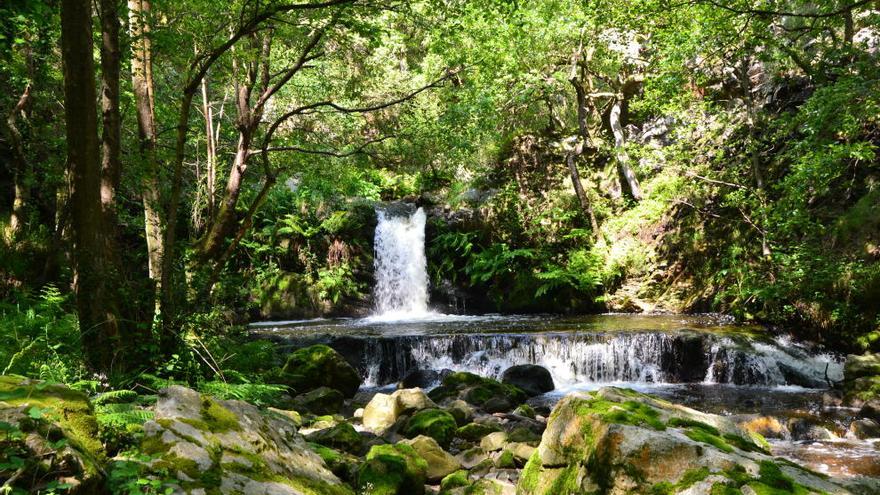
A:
[
  {"left": 848, "top": 418, "right": 880, "bottom": 440},
  {"left": 428, "top": 372, "right": 527, "bottom": 412},
  {"left": 281, "top": 344, "right": 362, "bottom": 397},
  {"left": 858, "top": 401, "right": 880, "bottom": 422},
  {"left": 456, "top": 447, "right": 489, "bottom": 469},
  {"left": 518, "top": 387, "right": 848, "bottom": 495},
  {"left": 0, "top": 376, "right": 105, "bottom": 494},
  {"left": 440, "top": 470, "right": 471, "bottom": 492},
  {"left": 363, "top": 388, "right": 436, "bottom": 433},
  {"left": 138, "top": 385, "right": 351, "bottom": 494},
  {"left": 446, "top": 399, "right": 474, "bottom": 426},
  {"left": 480, "top": 431, "right": 508, "bottom": 452},
  {"left": 482, "top": 396, "right": 513, "bottom": 413},
  {"left": 292, "top": 386, "right": 344, "bottom": 415},
  {"left": 846, "top": 353, "right": 880, "bottom": 380},
  {"left": 400, "top": 369, "right": 442, "bottom": 389},
  {"left": 305, "top": 422, "right": 364, "bottom": 454},
  {"left": 357, "top": 443, "right": 428, "bottom": 495},
  {"left": 778, "top": 362, "right": 828, "bottom": 389},
  {"left": 500, "top": 365, "right": 554, "bottom": 397},
  {"left": 788, "top": 418, "right": 835, "bottom": 441},
  {"left": 512, "top": 404, "right": 536, "bottom": 419},
  {"left": 466, "top": 478, "right": 516, "bottom": 495},
  {"left": 456, "top": 422, "right": 502, "bottom": 442},
  {"left": 739, "top": 415, "right": 788, "bottom": 439},
  {"left": 404, "top": 408, "right": 458, "bottom": 448},
  {"left": 401, "top": 435, "right": 461, "bottom": 482}
]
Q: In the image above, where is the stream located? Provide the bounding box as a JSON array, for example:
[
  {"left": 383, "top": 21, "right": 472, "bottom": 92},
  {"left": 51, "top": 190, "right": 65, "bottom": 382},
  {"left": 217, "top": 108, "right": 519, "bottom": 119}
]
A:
[{"left": 251, "top": 313, "right": 880, "bottom": 480}]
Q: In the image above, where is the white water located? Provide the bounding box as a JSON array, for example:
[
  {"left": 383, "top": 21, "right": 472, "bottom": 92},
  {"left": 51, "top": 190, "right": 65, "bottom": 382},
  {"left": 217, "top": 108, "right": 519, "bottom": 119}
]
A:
[{"left": 368, "top": 206, "right": 433, "bottom": 321}]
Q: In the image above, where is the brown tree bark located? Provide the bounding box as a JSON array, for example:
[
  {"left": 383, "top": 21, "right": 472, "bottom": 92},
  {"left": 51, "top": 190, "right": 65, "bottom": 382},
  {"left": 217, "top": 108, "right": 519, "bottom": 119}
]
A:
[
  {"left": 61, "top": 0, "right": 123, "bottom": 373},
  {"left": 6, "top": 84, "right": 31, "bottom": 239},
  {"left": 129, "top": 0, "right": 166, "bottom": 304},
  {"left": 99, "top": 0, "right": 121, "bottom": 216}
]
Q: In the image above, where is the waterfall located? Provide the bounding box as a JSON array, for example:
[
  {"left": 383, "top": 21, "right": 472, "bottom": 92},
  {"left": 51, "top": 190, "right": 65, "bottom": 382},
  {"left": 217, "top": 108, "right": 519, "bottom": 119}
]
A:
[{"left": 370, "top": 205, "right": 431, "bottom": 320}]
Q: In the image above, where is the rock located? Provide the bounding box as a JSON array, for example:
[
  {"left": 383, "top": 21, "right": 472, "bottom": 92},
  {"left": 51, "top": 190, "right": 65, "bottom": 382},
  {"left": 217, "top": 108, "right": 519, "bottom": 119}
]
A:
[
  {"left": 518, "top": 386, "right": 847, "bottom": 495},
  {"left": 267, "top": 407, "right": 302, "bottom": 428},
  {"left": 788, "top": 418, "right": 835, "bottom": 441},
  {"left": 456, "top": 447, "right": 489, "bottom": 469},
  {"left": 512, "top": 404, "right": 536, "bottom": 419},
  {"left": 480, "top": 431, "right": 508, "bottom": 452},
  {"left": 738, "top": 415, "right": 788, "bottom": 439},
  {"left": 404, "top": 409, "right": 458, "bottom": 448},
  {"left": 848, "top": 418, "right": 880, "bottom": 439},
  {"left": 281, "top": 344, "right": 362, "bottom": 397},
  {"left": 139, "top": 385, "right": 352, "bottom": 494},
  {"left": 428, "top": 372, "right": 527, "bottom": 412},
  {"left": 401, "top": 435, "right": 461, "bottom": 482},
  {"left": 357, "top": 443, "right": 428, "bottom": 495},
  {"left": 305, "top": 422, "right": 364, "bottom": 454},
  {"left": 467, "top": 478, "right": 516, "bottom": 495},
  {"left": 440, "top": 470, "right": 471, "bottom": 492},
  {"left": 456, "top": 422, "right": 502, "bottom": 442},
  {"left": 505, "top": 442, "right": 536, "bottom": 463},
  {"left": 308, "top": 443, "right": 360, "bottom": 482},
  {"left": 0, "top": 376, "right": 105, "bottom": 494},
  {"left": 446, "top": 400, "right": 474, "bottom": 426},
  {"left": 845, "top": 353, "right": 880, "bottom": 380},
  {"left": 363, "top": 388, "right": 436, "bottom": 433},
  {"left": 778, "top": 362, "right": 828, "bottom": 389},
  {"left": 858, "top": 401, "right": 880, "bottom": 422},
  {"left": 482, "top": 396, "right": 513, "bottom": 413},
  {"left": 400, "top": 369, "right": 440, "bottom": 389},
  {"left": 500, "top": 365, "right": 554, "bottom": 397},
  {"left": 292, "top": 386, "right": 344, "bottom": 415}
]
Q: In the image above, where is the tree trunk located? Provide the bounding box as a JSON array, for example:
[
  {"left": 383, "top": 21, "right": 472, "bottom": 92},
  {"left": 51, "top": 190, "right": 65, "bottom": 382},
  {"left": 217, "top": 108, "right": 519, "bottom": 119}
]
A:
[
  {"left": 61, "top": 0, "right": 123, "bottom": 373},
  {"left": 6, "top": 84, "right": 31, "bottom": 239},
  {"left": 610, "top": 98, "right": 642, "bottom": 201},
  {"left": 198, "top": 133, "right": 252, "bottom": 260},
  {"left": 129, "top": 0, "right": 165, "bottom": 304},
  {"left": 99, "top": 0, "right": 121, "bottom": 216},
  {"left": 566, "top": 144, "right": 600, "bottom": 234},
  {"left": 201, "top": 76, "right": 217, "bottom": 220}
]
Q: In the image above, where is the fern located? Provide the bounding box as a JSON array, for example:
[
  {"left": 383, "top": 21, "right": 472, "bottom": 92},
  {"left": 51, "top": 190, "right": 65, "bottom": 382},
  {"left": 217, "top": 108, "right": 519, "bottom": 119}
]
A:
[
  {"left": 94, "top": 389, "right": 138, "bottom": 405},
  {"left": 198, "top": 381, "right": 288, "bottom": 407}
]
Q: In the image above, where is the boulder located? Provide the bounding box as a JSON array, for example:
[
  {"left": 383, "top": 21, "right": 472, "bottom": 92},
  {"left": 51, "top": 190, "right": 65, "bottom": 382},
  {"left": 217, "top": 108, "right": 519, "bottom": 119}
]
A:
[
  {"left": 362, "top": 388, "right": 436, "bottom": 433},
  {"left": 518, "top": 387, "right": 849, "bottom": 495},
  {"left": 357, "top": 443, "right": 428, "bottom": 495},
  {"left": 788, "top": 418, "right": 835, "bottom": 441},
  {"left": 446, "top": 399, "right": 474, "bottom": 426},
  {"left": 281, "top": 344, "right": 362, "bottom": 397},
  {"left": 440, "top": 470, "right": 471, "bottom": 492},
  {"left": 292, "top": 386, "right": 344, "bottom": 415},
  {"left": 0, "top": 376, "right": 104, "bottom": 494},
  {"left": 456, "top": 422, "right": 502, "bottom": 442},
  {"left": 480, "top": 431, "right": 508, "bottom": 452},
  {"left": 138, "top": 385, "right": 352, "bottom": 494},
  {"left": 400, "top": 369, "right": 440, "bottom": 389},
  {"left": 848, "top": 418, "right": 880, "bottom": 440},
  {"left": 404, "top": 408, "right": 458, "bottom": 448},
  {"left": 845, "top": 353, "right": 880, "bottom": 380},
  {"left": 500, "top": 365, "right": 554, "bottom": 397},
  {"left": 305, "top": 422, "right": 365, "bottom": 454},
  {"left": 428, "top": 372, "right": 527, "bottom": 412},
  {"left": 401, "top": 435, "right": 461, "bottom": 482}
]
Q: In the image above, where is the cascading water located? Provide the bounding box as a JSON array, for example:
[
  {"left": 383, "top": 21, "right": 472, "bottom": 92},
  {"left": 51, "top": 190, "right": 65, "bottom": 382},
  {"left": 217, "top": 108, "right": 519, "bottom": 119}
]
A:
[{"left": 369, "top": 205, "right": 431, "bottom": 320}]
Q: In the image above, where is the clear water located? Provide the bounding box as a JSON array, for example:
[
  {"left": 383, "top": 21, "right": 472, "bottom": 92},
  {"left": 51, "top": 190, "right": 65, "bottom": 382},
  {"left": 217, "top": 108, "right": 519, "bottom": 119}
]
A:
[{"left": 250, "top": 313, "right": 877, "bottom": 479}]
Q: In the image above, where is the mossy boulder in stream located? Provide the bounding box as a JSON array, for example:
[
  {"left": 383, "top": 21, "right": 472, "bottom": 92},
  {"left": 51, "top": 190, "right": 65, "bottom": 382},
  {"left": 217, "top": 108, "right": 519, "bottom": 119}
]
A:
[
  {"left": 404, "top": 408, "right": 458, "bottom": 448},
  {"left": 844, "top": 353, "right": 880, "bottom": 403},
  {"left": 0, "top": 375, "right": 105, "bottom": 494},
  {"left": 357, "top": 442, "right": 428, "bottom": 495},
  {"left": 518, "top": 387, "right": 853, "bottom": 495},
  {"left": 281, "top": 344, "right": 362, "bottom": 397},
  {"left": 428, "top": 372, "right": 527, "bottom": 413},
  {"left": 136, "top": 385, "right": 352, "bottom": 494}
]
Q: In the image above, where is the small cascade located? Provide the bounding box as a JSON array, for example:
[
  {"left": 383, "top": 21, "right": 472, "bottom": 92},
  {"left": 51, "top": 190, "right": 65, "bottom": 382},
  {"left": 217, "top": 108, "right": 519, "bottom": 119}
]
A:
[
  {"left": 320, "top": 332, "right": 843, "bottom": 388},
  {"left": 370, "top": 205, "right": 430, "bottom": 320}
]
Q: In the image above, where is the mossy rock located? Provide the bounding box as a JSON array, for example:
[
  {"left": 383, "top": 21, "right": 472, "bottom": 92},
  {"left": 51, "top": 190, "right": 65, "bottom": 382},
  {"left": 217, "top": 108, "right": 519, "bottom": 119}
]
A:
[
  {"left": 440, "top": 469, "right": 471, "bottom": 492},
  {"left": 404, "top": 408, "right": 458, "bottom": 448},
  {"left": 282, "top": 345, "right": 362, "bottom": 397},
  {"left": 293, "top": 386, "right": 345, "bottom": 415},
  {"left": 308, "top": 442, "right": 360, "bottom": 482},
  {"left": 306, "top": 421, "right": 364, "bottom": 454},
  {"left": 357, "top": 443, "right": 428, "bottom": 495},
  {"left": 0, "top": 375, "right": 106, "bottom": 493},
  {"left": 428, "top": 372, "right": 527, "bottom": 411},
  {"left": 456, "top": 422, "right": 502, "bottom": 442}
]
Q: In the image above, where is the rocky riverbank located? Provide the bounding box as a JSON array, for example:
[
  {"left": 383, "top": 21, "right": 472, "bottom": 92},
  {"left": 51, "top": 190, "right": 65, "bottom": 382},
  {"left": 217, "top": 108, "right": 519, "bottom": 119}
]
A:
[{"left": 2, "top": 348, "right": 879, "bottom": 494}]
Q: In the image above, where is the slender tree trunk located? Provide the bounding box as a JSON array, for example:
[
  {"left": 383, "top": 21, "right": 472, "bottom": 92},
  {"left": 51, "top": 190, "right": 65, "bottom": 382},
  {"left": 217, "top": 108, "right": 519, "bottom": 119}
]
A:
[
  {"left": 201, "top": 76, "right": 217, "bottom": 220},
  {"left": 99, "top": 0, "right": 121, "bottom": 216},
  {"left": 129, "top": 0, "right": 165, "bottom": 304},
  {"left": 566, "top": 145, "right": 600, "bottom": 233},
  {"left": 198, "top": 132, "right": 252, "bottom": 260},
  {"left": 610, "top": 97, "right": 642, "bottom": 201},
  {"left": 6, "top": 84, "right": 31, "bottom": 239},
  {"left": 61, "top": 0, "right": 123, "bottom": 374}
]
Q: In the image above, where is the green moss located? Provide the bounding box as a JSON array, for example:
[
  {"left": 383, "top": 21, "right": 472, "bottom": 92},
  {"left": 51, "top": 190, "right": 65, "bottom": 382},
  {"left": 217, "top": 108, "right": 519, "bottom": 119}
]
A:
[
  {"left": 667, "top": 417, "right": 720, "bottom": 435},
  {"left": 358, "top": 443, "right": 428, "bottom": 495},
  {"left": 518, "top": 450, "right": 542, "bottom": 493},
  {"left": 495, "top": 450, "right": 515, "bottom": 468},
  {"left": 572, "top": 395, "right": 666, "bottom": 431},
  {"left": 0, "top": 375, "right": 103, "bottom": 459},
  {"left": 724, "top": 433, "right": 768, "bottom": 453},
  {"left": 282, "top": 344, "right": 361, "bottom": 397},
  {"left": 712, "top": 461, "right": 817, "bottom": 495},
  {"left": 199, "top": 395, "right": 241, "bottom": 433},
  {"left": 307, "top": 422, "right": 363, "bottom": 454},
  {"left": 684, "top": 427, "right": 733, "bottom": 453},
  {"left": 649, "top": 467, "right": 712, "bottom": 494},
  {"left": 507, "top": 426, "right": 541, "bottom": 444},
  {"left": 440, "top": 470, "right": 470, "bottom": 492},
  {"left": 404, "top": 409, "right": 457, "bottom": 448},
  {"left": 456, "top": 422, "right": 502, "bottom": 441},
  {"left": 428, "top": 372, "right": 528, "bottom": 408},
  {"left": 513, "top": 404, "right": 536, "bottom": 418}
]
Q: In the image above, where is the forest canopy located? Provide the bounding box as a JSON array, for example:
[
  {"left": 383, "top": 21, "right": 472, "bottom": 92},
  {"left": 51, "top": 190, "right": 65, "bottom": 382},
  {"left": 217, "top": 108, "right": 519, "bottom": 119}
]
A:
[{"left": 1, "top": 0, "right": 878, "bottom": 375}]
